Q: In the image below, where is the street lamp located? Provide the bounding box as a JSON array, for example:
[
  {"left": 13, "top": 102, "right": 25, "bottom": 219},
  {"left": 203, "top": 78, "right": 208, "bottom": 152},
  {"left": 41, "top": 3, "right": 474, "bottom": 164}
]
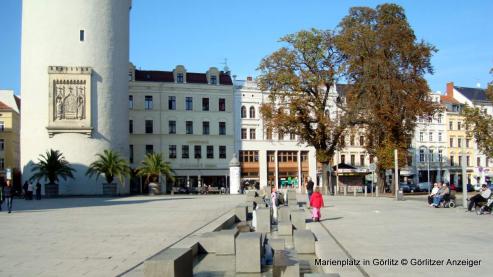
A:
[{"left": 427, "top": 148, "right": 431, "bottom": 194}]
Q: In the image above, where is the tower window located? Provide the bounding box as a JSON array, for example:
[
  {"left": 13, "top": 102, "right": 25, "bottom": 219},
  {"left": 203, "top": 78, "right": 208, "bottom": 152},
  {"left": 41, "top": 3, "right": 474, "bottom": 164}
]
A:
[{"left": 80, "top": 30, "right": 85, "bottom": 42}]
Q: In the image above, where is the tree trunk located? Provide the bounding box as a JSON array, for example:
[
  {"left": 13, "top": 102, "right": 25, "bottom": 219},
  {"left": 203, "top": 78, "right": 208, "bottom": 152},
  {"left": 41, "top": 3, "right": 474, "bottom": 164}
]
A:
[
  {"left": 377, "top": 169, "right": 386, "bottom": 193},
  {"left": 321, "top": 162, "right": 329, "bottom": 195}
]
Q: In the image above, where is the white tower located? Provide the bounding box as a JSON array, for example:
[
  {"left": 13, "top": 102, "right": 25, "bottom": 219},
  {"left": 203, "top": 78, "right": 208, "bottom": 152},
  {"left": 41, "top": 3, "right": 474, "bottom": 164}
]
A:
[{"left": 20, "top": 0, "right": 131, "bottom": 194}]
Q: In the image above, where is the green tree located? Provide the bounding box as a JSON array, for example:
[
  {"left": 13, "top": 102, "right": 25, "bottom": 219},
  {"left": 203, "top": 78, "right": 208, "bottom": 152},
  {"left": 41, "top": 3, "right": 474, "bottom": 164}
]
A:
[
  {"left": 336, "top": 4, "right": 439, "bottom": 190},
  {"left": 136, "top": 153, "right": 175, "bottom": 184},
  {"left": 30, "top": 149, "right": 75, "bottom": 184},
  {"left": 85, "top": 149, "right": 130, "bottom": 185},
  {"left": 257, "top": 29, "right": 363, "bottom": 192},
  {"left": 463, "top": 68, "right": 493, "bottom": 157}
]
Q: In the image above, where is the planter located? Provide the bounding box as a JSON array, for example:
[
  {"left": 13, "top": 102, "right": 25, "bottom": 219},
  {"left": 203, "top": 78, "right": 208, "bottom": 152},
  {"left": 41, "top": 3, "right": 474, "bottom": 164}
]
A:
[
  {"left": 44, "top": 183, "right": 59, "bottom": 197},
  {"left": 148, "top": 182, "right": 160, "bottom": 195},
  {"left": 102, "top": 183, "right": 117, "bottom": 196}
]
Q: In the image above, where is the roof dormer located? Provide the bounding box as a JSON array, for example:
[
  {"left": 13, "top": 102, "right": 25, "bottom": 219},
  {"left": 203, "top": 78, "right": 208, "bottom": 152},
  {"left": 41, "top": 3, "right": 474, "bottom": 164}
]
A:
[
  {"left": 173, "top": 65, "right": 187, "bottom": 84},
  {"left": 206, "top": 67, "right": 220, "bottom": 85},
  {"left": 128, "top": 63, "right": 136, "bottom": 82}
]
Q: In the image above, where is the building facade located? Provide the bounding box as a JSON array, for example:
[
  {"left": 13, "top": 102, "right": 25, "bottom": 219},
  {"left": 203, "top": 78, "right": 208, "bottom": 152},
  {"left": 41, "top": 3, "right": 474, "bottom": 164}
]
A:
[
  {"left": 128, "top": 65, "right": 234, "bottom": 193},
  {"left": 20, "top": 0, "right": 131, "bottom": 195},
  {"left": 0, "top": 90, "right": 21, "bottom": 177}
]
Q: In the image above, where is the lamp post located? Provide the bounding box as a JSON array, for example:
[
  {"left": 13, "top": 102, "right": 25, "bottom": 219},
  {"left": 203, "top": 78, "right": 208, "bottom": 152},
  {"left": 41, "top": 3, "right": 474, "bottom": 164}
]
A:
[{"left": 427, "top": 148, "right": 431, "bottom": 194}]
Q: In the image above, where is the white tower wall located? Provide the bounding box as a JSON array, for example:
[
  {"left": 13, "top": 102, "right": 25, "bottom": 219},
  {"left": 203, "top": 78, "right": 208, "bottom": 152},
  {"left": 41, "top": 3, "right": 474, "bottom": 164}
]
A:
[{"left": 20, "top": 0, "right": 131, "bottom": 194}]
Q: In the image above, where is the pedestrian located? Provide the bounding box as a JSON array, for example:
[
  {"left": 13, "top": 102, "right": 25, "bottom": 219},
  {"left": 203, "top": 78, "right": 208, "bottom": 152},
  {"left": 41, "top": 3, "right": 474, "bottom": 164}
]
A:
[
  {"left": 27, "top": 182, "right": 34, "bottom": 200},
  {"left": 4, "top": 180, "right": 14, "bottom": 213},
  {"left": 310, "top": 187, "right": 324, "bottom": 222},
  {"left": 271, "top": 187, "right": 278, "bottom": 223},
  {"left": 23, "top": 181, "right": 28, "bottom": 200},
  {"left": 306, "top": 177, "right": 314, "bottom": 206},
  {"left": 467, "top": 184, "right": 492, "bottom": 212},
  {"left": 35, "top": 181, "right": 42, "bottom": 200},
  {"left": 0, "top": 180, "right": 4, "bottom": 211},
  {"left": 428, "top": 183, "right": 439, "bottom": 206}
]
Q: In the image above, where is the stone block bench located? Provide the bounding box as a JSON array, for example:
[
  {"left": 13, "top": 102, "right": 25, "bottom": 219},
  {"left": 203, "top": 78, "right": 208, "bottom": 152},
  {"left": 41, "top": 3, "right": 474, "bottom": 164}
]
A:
[
  {"left": 144, "top": 248, "right": 193, "bottom": 277},
  {"left": 293, "top": 230, "right": 315, "bottom": 254},
  {"left": 235, "top": 232, "right": 263, "bottom": 273}
]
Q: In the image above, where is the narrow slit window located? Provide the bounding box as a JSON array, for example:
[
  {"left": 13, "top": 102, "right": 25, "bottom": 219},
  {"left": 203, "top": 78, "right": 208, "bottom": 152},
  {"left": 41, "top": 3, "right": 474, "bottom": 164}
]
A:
[{"left": 80, "top": 30, "right": 85, "bottom": 41}]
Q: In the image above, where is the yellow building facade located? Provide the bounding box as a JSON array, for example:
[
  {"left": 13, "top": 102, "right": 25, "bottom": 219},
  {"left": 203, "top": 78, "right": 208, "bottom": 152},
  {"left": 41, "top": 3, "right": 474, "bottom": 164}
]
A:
[{"left": 0, "top": 90, "right": 21, "bottom": 177}]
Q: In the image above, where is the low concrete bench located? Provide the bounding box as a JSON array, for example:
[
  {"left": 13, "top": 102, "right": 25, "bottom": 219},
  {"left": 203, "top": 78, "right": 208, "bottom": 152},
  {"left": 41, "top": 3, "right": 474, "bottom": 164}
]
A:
[
  {"left": 269, "top": 238, "right": 285, "bottom": 251},
  {"left": 235, "top": 205, "right": 248, "bottom": 222},
  {"left": 246, "top": 190, "right": 258, "bottom": 202},
  {"left": 278, "top": 206, "right": 290, "bottom": 223},
  {"left": 236, "top": 221, "right": 251, "bottom": 232},
  {"left": 236, "top": 232, "right": 262, "bottom": 273},
  {"left": 144, "top": 248, "right": 193, "bottom": 277},
  {"left": 273, "top": 249, "right": 300, "bottom": 277},
  {"left": 278, "top": 221, "right": 293, "bottom": 236},
  {"left": 293, "top": 230, "right": 315, "bottom": 254},
  {"left": 256, "top": 207, "right": 271, "bottom": 233},
  {"left": 215, "top": 229, "right": 239, "bottom": 255},
  {"left": 290, "top": 209, "right": 306, "bottom": 230},
  {"left": 198, "top": 232, "right": 216, "bottom": 253}
]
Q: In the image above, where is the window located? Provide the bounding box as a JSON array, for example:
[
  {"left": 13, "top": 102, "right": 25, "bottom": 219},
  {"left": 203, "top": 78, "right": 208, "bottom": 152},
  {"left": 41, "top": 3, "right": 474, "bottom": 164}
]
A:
[
  {"left": 350, "top": 135, "right": 355, "bottom": 146},
  {"left": 182, "top": 145, "right": 189, "bottom": 159},
  {"left": 449, "top": 121, "right": 453, "bottom": 130},
  {"left": 458, "top": 155, "right": 462, "bottom": 167},
  {"left": 241, "top": 106, "right": 247, "bottom": 118},
  {"left": 79, "top": 30, "right": 84, "bottom": 41},
  {"left": 429, "top": 150, "right": 434, "bottom": 162},
  {"left": 438, "top": 132, "right": 442, "bottom": 142},
  {"left": 202, "top": 98, "right": 209, "bottom": 111},
  {"left": 437, "top": 114, "right": 442, "bottom": 123},
  {"left": 145, "top": 96, "right": 153, "bottom": 110},
  {"left": 219, "top": 122, "right": 226, "bottom": 135},
  {"left": 169, "top": 145, "right": 177, "bottom": 159},
  {"left": 207, "top": 145, "right": 214, "bottom": 159},
  {"left": 458, "top": 138, "right": 462, "bottom": 148},
  {"left": 219, "top": 98, "right": 226, "bottom": 111},
  {"left": 340, "top": 155, "right": 346, "bottom": 164},
  {"left": 169, "top": 120, "right": 176, "bottom": 134},
  {"left": 450, "top": 138, "right": 453, "bottom": 148},
  {"left": 290, "top": 133, "right": 296, "bottom": 140},
  {"left": 177, "top": 73, "right": 184, "bottom": 83},
  {"left": 438, "top": 149, "right": 443, "bottom": 162},
  {"left": 420, "top": 149, "right": 425, "bottom": 162},
  {"left": 145, "top": 144, "right": 154, "bottom": 155},
  {"left": 419, "top": 132, "right": 423, "bottom": 142},
  {"left": 278, "top": 131, "right": 284, "bottom": 141},
  {"left": 369, "top": 155, "right": 374, "bottom": 164},
  {"left": 128, "top": 95, "right": 133, "bottom": 109},
  {"left": 467, "top": 155, "right": 470, "bottom": 166},
  {"left": 266, "top": 128, "right": 273, "bottom": 140},
  {"left": 457, "top": 121, "right": 461, "bottom": 130},
  {"left": 359, "top": 136, "right": 364, "bottom": 146},
  {"left": 186, "top": 121, "right": 193, "bottom": 134},
  {"left": 0, "top": 121, "right": 4, "bottom": 132},
  {"left": 429, "top": 132, "right": 433, "bottom": 142},
  {"left": 219, "top": 146, "right": 226, "bottom": 159},
  {"left": 250, "top": 128, "right": 256, "bottom": 140},
  {"left": 194, "top": 145, "right": 201, "bottom": 159},
  {"left": 129, "top": 120, "right": 133, "bottom": 133},
  {"left": 145, "top": 120, "right": 153, "bottom": 134},
  {"left": 0, "top": 139, "right": 4, "bottom": 150},
  {"left": 249, "top": 106, "right": 255, "bottom": 118},
  {"left": 477, "top": 157, "right": 481, "bottom": 167},
  {"left": 450, "top": 156, "right": 454, "bottom": 166},
  {"left": 168, "top": 96, "right": 176, "bottom": 110},
  {"left": 185, "top": 97, "right": 193, "bottom": 111},
  {"left": 241, "top": 128, "right": 247, "bottom": 139},
  {"left": 129, "top": 145, "right": 134, "bottom": 163},
  {"left": 210, "top": 75, "right": 217, "bottom": 85},
  {"left": 466, "top": 139, "right": 470, "bottom": 148},
  {"left": 203, "top": 121, "right": 210, "bottom": 135},
  {"left": 360, "top": 155, "right": 365, "bottom": 166}
]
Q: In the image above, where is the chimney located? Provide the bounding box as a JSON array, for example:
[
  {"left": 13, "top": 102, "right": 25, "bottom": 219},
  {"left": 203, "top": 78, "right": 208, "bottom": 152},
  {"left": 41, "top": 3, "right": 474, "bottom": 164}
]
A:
[
  {"left": 446, "top": 82, "right": 454, "bottom": 97},
  {"left": 247, "top": 76, "right": 253, "bottom": 81}
]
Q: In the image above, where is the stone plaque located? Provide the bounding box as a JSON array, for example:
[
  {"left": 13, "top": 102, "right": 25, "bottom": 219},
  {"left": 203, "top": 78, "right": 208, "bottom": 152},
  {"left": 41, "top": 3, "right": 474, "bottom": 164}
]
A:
[{"left": 47, "top": 66, "right": 92, "bottom": 137}]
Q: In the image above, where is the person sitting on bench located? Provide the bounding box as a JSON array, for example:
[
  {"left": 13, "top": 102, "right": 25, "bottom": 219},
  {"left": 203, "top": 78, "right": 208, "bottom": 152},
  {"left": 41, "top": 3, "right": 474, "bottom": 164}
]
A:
[
  {"left": 467, "top": 184, "right": 492, "bottom": 212},
  {"left": 432, "top": 182, "right": 449, "bottom": 207}
]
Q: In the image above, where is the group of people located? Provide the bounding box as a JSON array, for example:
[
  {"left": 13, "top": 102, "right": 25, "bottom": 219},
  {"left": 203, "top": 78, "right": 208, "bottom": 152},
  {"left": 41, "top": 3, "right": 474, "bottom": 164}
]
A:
[
  {"left": 23, "top": 181, "right": 41, "bottom": 200},
  {"left": 428, "top": 182, "right": 450, "bottom": 207},
  {"left": 0, "top": 180, "right": 14, "bottom": 213}
]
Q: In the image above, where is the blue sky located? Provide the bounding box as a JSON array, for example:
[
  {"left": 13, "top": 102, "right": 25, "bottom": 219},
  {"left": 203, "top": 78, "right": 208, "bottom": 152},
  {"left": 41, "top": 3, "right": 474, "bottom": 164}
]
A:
[{"left": 1, "top": 0, "right": 492, "bottom": 95}]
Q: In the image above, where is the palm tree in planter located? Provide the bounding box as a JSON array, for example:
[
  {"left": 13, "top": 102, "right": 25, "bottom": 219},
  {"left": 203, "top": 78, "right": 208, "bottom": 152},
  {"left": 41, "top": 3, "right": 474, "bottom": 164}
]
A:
[
  {"left": 136, "top": 153, "right": 175, "bottom": 195},
  {"left": 30, "top": 149, "right": 75, "bottom": 196},
  {"left": 86, "top": 149, "right": 130, "bottom": 196}
]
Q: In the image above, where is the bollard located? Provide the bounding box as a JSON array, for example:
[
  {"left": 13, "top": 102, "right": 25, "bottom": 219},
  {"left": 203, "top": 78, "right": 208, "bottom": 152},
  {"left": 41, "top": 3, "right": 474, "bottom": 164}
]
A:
[
  {"left": 376, "top": 186, "right": 379, "bottom": 197},
  {"left": 353, "top": 189, "right": 356, "bottom": 197},
  {"left": 364, "top": 186, "right": 367, "bottom": 197},
  {"left": 343, "top": 186, "right": 347, "bottom": 196}
]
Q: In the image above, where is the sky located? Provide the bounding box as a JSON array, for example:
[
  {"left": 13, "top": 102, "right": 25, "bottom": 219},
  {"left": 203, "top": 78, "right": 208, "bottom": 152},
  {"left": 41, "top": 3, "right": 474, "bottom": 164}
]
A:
[{"left": 0, "top": 0, "right": 492, "bottom": 95}]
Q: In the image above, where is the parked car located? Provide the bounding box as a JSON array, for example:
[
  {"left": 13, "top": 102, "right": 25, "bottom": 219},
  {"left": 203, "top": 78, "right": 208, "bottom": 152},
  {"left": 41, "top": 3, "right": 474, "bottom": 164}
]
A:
[
  {"left": 177, "top": 186, "right": 190, "bottom": 194},
  {"left": 408, "top": 183, "right": 418, "bottom": 193},
  {"left": 456, "top": 183, "right": 474, "bottom": 192},
  {"left": 399, "top": 183, "right": 411, "bottom": 193},
  {"left": 417, "top": 182, "right": 431, "bottom": 192}
]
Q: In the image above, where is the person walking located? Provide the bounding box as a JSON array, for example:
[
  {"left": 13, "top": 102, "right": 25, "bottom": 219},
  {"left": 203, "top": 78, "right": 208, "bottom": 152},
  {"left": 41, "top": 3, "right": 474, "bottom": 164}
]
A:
[
  {"left": 310, "top": 187, "right": 325, "bottom": 222},
  {"left": 4, "top": 180, "right": 14, "bottom": 213},
  {"left": 306, "top": 177, "right": 314, "bottom": 206},
  {"left": 27, "top": 182, "right": 34, "bottom": 200},
  {"left": 35, "top": 181, "right": 42, "bottom": 200},
  {"left": 23, "top": 181, "right": 28, "bottom": 200},
  {"left": 271, "top": 187, "right": 279, "bottom": 223}
]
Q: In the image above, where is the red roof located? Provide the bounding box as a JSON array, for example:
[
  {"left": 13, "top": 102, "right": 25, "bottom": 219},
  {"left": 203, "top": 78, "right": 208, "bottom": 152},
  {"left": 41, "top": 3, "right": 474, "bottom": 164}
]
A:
[
  {"left": 0, "top": 101, "right": 13, "bottom": 110},
  {"left": 440, "top": 95, "right": 460, "bottom": 104}
]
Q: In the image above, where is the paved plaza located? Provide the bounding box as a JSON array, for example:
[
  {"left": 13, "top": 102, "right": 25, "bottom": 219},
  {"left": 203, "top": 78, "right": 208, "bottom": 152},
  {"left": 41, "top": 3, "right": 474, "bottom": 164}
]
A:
[{"left": 1, "top": 194, "right": 492, "bottom": 277}]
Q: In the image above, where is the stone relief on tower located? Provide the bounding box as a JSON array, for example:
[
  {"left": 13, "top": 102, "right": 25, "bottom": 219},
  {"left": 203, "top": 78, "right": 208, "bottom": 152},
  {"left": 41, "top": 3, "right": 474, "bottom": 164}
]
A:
[{"left": 47, "top": 66, "right": 92, "bottom": 137}]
